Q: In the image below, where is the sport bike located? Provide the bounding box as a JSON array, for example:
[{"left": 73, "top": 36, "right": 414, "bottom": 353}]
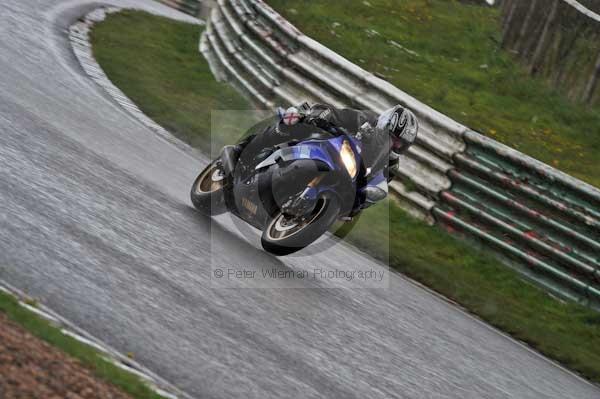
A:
[{"left": 190, "top": 117, "right": 387, "bottom": 255}]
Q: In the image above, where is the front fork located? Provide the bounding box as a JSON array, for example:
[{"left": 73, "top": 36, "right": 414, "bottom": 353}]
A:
[{"left": 281, "top": 174, "right": 324, "bottom": 218}]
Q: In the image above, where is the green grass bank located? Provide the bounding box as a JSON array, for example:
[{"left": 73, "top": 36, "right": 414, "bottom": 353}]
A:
[
  {"left": 90, "top": 10, "right": 600, "bottom": 383},
  {"left": 0, "top": 289, "right": 166, "bottom": 399}
]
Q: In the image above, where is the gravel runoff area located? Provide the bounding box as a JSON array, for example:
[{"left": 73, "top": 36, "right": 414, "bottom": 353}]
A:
[{"left": 0, "top": 312, "right": 133, "bottom": 399}]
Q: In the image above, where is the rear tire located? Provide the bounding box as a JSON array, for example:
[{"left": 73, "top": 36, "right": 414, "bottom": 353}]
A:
[
  {"left": 190, "top": 160, "right": 228, "bottom": 215},
  {"left": 261, "top": 194, "right": 340, "bottom": 256}
]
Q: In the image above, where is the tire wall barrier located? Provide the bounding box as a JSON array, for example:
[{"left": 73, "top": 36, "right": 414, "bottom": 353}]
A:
[{"left": 167, "top": 0, "right": 600, "bottom": 309}]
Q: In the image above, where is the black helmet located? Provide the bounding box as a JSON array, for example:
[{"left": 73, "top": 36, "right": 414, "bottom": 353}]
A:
[{"left": 377, "top": 105, "right": 418, "bottom": 154}]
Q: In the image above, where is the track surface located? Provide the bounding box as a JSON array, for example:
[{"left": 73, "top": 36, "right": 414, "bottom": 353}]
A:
[{"left": 1, "top": 1, "right": 599, "bottom": 398}]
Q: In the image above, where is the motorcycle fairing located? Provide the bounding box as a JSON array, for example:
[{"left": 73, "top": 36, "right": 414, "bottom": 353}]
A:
[
  {"left": 254, "top": 141, "right": 336, "bottom": 172},
  {"left": 228, "top": 131, "right": 367, "bottom": 229}
]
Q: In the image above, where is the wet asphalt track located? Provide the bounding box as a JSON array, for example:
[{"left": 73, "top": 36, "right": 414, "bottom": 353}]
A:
[{"left": 1, "top": 1, "right": 599, "bottom": 398}]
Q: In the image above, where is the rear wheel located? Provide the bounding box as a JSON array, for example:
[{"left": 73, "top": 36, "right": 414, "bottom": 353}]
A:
[
  {"left": 190, "top": 160, "right": 228, "bottom": 215},
  {"left": 261, "top": 195, "right": 340, "bottom": 256}
]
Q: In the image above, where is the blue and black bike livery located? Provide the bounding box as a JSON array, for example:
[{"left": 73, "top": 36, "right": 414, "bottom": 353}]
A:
[{"left": 191, "top": 116, "right": 387, "bottom": 255}]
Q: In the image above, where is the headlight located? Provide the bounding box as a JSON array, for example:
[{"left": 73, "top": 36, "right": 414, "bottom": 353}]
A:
[{"left": 340, "top": 140, "right": 357, "bottom": 178}]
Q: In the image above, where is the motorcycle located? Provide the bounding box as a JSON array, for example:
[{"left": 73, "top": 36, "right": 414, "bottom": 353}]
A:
[{"left": 190, "top": 116, "right": 387, "bottom": 256}]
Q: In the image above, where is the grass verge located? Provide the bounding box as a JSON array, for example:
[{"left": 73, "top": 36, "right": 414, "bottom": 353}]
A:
[
  {"left": 0, "top": 289, "right": 166, "bottom": 399},
  {"left": 267, "top": 0, "right": 600, "bottom": 187},
  {"left": 90, "top": 10, "right": 250, "bottom": 152},
  {"left": 90, "top": 10, "right": 600, "bottom": 383}
]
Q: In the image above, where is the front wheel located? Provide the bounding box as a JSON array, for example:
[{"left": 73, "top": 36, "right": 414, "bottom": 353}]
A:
[
  {"left": 190, "top": 160, "right": 228, "bottom": 215},
  {"left": 261, "top": 195, "right": 340, "bottom": 256}
]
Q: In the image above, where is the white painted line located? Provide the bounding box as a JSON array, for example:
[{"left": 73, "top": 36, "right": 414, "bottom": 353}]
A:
[
  {"left": 103, "top": 356, "right": 157, "bottom": 383},
  {"left": 61, "top": 329, "right": 112, "bottom": 354},
  {"left": 18, "top": 302, "right": 60, "bottom": 324}
]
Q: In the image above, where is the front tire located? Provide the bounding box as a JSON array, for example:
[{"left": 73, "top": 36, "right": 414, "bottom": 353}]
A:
[
  {"left": 261, "top": 195, "right": 340, "bottom": 256},
  {"left": 190, "top": 160, "right": 227, "bottom": 215}
]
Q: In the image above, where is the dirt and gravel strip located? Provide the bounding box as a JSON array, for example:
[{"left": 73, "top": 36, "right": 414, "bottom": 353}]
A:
[{"left": 0, "top": 312, "right": 133, "bottom": 399}]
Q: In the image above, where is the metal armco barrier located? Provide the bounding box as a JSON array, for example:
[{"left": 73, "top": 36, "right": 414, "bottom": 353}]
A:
[
  {"left": 165, "top": 0, "right": 600, "bottom": 308},
  {"left": 437, "top": 132, "right": 600, "bottom": 308},
  {"left": 157, "top": 0, "right": 202, "bottom": 17}
]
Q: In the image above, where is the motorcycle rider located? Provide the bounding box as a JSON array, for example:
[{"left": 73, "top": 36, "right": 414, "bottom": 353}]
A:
[{"left": 231, "top": 102, "right": 419, "bottom": 216}]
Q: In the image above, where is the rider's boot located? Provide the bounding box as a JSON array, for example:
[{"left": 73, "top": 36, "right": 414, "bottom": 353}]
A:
[{"left": 361, "top": 171, "right": 388, "bottom": 208}]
